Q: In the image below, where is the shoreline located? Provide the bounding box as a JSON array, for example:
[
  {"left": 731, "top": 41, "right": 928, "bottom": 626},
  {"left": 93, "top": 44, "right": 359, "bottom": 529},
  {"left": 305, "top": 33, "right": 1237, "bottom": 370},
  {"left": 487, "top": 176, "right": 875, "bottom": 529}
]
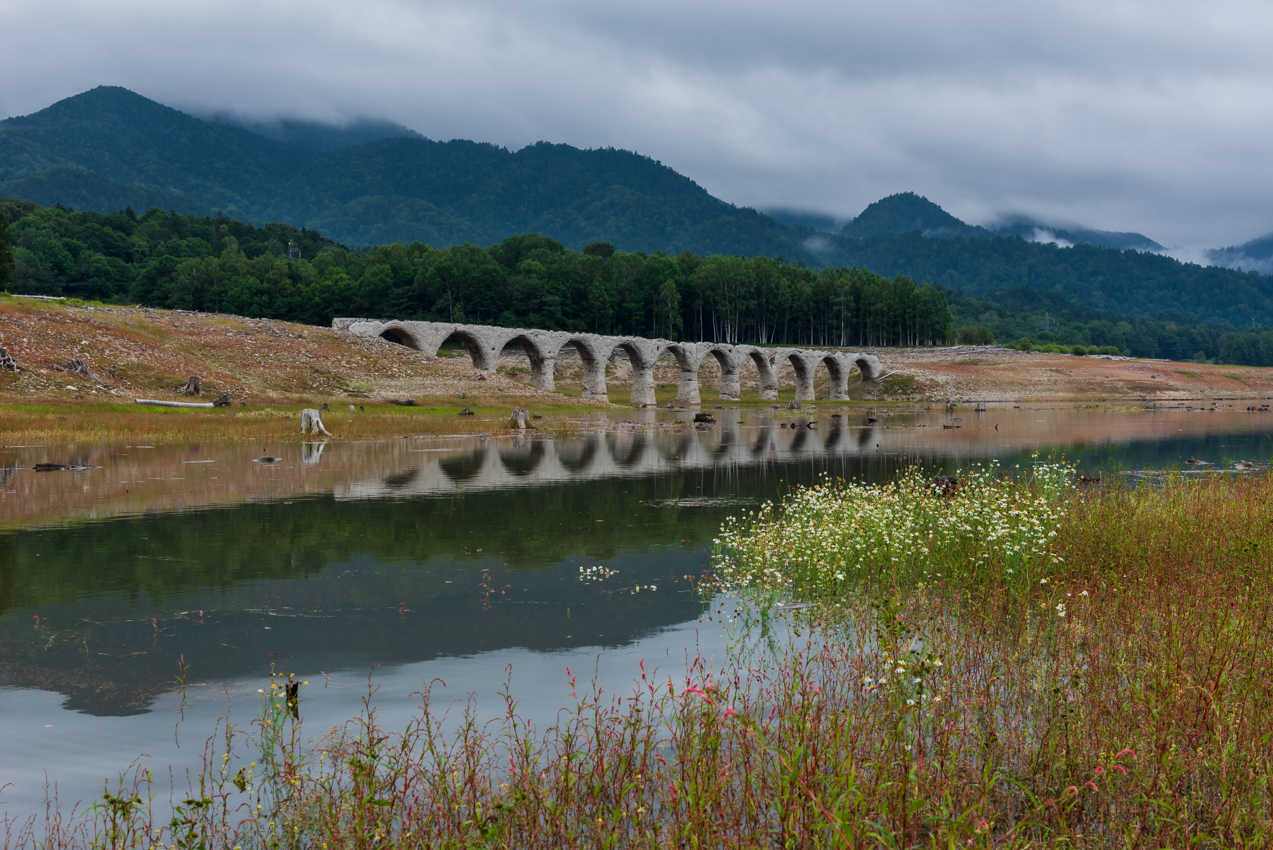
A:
[{"left": 5, "top": 295, "right": 1273, "bottom": 443}]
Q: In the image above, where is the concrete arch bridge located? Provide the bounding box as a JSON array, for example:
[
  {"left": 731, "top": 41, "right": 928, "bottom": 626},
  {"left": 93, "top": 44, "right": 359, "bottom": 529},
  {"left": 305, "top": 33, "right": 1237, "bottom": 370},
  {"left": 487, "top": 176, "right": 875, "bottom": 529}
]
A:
[{"left": 333, "top": 318, "right": 884, "bottom": 405}]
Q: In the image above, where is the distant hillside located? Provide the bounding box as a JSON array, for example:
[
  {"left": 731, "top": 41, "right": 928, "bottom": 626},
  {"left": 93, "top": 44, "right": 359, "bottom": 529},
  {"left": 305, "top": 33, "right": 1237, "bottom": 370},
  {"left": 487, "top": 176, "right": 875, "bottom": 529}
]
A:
[
  {"left": 817, "top": 230, "right": 1273, "bottom": 328},
  {"left": 841, "top": 193, "right": 985, "bottom": 239},
  {"left": 1209, "top": 233, "right": 1273, "bottom": 275},
  {"left": 838, "top": 192, "right": 1162, "bottom": 250},
  {"left": 0, "top": 87, "right": 818, "bottom": 258},
  {"left": 214, "top": 117, "right": 425, "bottom": 150},
  {"left": 991, "top": 216, "right": 1162, "bottom": 252}
]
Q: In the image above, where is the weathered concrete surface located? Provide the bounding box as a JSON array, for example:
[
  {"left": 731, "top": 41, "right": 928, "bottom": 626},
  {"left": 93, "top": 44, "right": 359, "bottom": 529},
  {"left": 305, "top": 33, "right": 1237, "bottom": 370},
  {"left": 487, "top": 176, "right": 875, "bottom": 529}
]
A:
[{"left": 333, "top": 318, "right": 884, "bottom": 404}]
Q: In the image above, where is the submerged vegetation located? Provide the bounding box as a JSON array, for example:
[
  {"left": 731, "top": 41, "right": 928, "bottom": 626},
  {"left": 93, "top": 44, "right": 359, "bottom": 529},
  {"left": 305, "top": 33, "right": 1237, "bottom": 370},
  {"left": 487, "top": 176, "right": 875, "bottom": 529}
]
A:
[{"left": 5, "top": 469, "right": 1273, "bottom": 846}]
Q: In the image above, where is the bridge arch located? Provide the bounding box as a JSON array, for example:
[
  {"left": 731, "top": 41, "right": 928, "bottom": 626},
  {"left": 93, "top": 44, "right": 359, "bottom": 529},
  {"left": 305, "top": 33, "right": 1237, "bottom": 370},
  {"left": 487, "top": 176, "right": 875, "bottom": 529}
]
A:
[
  {"left": 815, "top": 354, "right": 851, "bottom": 401},
  {"left": 739, "top": 348, "right": 779, "bottom": 401},
  {"left": 854, "top": 355, "right": 884, "bottom": 382},
  {"left": 379, "top": 325, "right": 422, "bottom": 349},
  {"left": 610, "top": 338, "right": 664, "bottom": 406},
  {"left": 554, "top": 336, "right": 609, "bottom": 401},
  {"left": 440, "top": 328, "right": 499, "bottom": 371},
  {"left": 772, "top": 350, "right": 817, "bottom": 401},
  {"left": 497, "top": 333, "right": 555, "bottom": 391}
]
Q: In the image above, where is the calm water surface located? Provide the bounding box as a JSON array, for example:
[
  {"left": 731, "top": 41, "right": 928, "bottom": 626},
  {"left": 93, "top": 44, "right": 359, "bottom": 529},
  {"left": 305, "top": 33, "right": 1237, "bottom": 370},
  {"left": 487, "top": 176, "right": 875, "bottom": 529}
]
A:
[{"left": 1, "top": 404, "right": 1270, "bottom": 815}]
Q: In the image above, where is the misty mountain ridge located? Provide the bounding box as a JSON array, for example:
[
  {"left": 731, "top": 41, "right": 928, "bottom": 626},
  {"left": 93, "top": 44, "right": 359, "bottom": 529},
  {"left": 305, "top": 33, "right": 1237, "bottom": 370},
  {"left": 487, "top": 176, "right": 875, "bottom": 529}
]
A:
[
  {"left": 838, "top": 192, "right": 1164, "bottom": 251},
  {"left": 1208, "top": 233, "right": 1273, "bottom": 274},
  {"left": 0, "top": 86, "right": 802, "bottom": 258},
  {"left": 5, "top": 87, "right": 1273, "bottom": 328},
  {"left": 211, "top": 115, "right": 426, "bottom": 150}
]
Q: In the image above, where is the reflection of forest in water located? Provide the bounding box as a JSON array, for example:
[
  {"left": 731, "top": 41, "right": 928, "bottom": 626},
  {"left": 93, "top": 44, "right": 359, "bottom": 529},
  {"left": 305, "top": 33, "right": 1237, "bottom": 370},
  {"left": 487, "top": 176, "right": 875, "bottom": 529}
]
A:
[
  {"left": 0, "top": 456, "right": 860, "bottom": 716},
  {"left": 3, "top": 408, "right": 1273, "bottom": 715}
]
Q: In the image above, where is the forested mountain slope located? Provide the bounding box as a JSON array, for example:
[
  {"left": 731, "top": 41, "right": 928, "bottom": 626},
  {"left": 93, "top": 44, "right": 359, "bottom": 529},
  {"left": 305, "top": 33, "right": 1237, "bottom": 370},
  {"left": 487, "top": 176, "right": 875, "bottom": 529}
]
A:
[
  {"left": 820, "top": 229, "right": 1273, "bottom": 328},
  {"left": 5, "top": 90, "right": 1273, "bottom": 328},
  {"left": 0, "top": 87, "right": 817, "bottom": 258}
]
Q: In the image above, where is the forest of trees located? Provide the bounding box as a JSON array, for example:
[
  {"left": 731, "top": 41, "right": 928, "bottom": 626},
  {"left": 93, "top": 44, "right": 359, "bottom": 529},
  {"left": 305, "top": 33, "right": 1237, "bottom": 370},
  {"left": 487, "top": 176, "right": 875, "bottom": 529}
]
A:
[
  {"left": 12, "top": 198, "right": 1273, "bottom": 366},
  {"left": 943, "top": 286, "right": 1241, "bottom": 363},
  {"left": 0, "top": 201, "right": 953, "bottom": 348}
]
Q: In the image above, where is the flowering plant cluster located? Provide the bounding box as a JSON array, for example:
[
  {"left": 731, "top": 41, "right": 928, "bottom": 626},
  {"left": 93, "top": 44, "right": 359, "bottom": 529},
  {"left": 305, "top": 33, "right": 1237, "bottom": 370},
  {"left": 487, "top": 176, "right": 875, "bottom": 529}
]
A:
[{"left": 713, "top": 459, "right": 1076, "bottom": 597}]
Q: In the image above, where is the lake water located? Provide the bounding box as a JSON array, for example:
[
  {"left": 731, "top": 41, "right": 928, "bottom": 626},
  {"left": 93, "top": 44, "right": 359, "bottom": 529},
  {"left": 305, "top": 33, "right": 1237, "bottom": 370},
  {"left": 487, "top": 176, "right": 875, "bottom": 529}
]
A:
[{"left": 1, "top": 403, "right": 1271, "bottom": 816}]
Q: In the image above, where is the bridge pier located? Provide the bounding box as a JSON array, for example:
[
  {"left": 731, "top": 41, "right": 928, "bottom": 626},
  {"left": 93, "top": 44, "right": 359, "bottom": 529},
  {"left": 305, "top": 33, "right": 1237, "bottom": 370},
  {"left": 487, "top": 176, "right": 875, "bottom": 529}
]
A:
[
  {"left": 529, "top": 356, "right": 556, "bottom": 392},
  {"left": 794, "top": 370, "right": 816, "bottom": 401},
  {"left": 718, "top": 368, "right": 740, "bottom": 400},
  {"left": 829, "top": 360, "right": 850, "bottom": 400},
  {"left": 581, "top": 355, "right": 608, "bottom": 401},
  {"left": 670, "top": 344, "right": 707, "bottom": 405},
  {"left": 631, "top": 364, "right": 656, "bottom": 406},
  {"left": 676, "top": 368, "right": 700, "bottom": 405}
]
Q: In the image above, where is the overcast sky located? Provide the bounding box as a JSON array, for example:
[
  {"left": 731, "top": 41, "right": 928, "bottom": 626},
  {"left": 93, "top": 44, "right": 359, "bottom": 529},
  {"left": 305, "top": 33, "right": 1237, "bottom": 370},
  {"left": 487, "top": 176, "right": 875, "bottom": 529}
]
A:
[{"left": 3, "top": 0, "right": 1272, "bottom": 248}]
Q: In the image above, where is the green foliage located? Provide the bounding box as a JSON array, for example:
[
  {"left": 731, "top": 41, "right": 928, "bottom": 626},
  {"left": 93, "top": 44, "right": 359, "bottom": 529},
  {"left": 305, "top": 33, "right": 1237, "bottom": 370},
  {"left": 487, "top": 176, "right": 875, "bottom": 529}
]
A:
[
  {"left": 1218, "top": 327, "right": 1273, "bottom": 366},
  {"left": 823, "top": 231, "right": 1273, "bottom": 328},
  {"left": 0, "top": 209, "right": 12, "bottom": 288},
  {"left": 944, "top": 285, "right": 1231, "bottom": 361},
  {"left": 956, "top": 325, "right": 994, "bottom": 345},
  {"left": 714, "top": 462, "right": 1074, "bottom": 597},
  {"left": 0, "top": 198, "right": 951, "bottom": 346},
  {"left": 0, "top": 87, "right": 823, "bottom": 260}
]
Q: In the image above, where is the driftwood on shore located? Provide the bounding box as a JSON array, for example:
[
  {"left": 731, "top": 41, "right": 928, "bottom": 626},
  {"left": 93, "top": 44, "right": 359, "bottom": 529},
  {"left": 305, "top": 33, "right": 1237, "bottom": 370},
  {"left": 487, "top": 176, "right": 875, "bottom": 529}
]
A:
[
  {"left": 135, "top": 398, "right": 216, "bottom": 408},
  {"left": 135, "top": 395, "right": 232, "bottom": 408},
  {"left": 55, "top": 358, "right": 101, "bottom": 383}
]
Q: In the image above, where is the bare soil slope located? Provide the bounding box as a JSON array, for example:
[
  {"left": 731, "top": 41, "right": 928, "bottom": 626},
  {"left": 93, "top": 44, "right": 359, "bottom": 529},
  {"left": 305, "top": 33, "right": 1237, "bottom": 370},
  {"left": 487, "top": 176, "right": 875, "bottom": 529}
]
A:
[{"left": 3, "top": 297, "right": 1273, "bottom": 408}]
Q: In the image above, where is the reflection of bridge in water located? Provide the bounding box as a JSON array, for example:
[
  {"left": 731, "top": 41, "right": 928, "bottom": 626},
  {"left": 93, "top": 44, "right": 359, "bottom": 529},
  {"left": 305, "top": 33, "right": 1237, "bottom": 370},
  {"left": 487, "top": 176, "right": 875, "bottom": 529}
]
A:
[
  {"left": 333, "top": 318, "right": 885, "bottom": 405},
  {"left": 335, "top": 423, "right": 887, "bottom": 500}
]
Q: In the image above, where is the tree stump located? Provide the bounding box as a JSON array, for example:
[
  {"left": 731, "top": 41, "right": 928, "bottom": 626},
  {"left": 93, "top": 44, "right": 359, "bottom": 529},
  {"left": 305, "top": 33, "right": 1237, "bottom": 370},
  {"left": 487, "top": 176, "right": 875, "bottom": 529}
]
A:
[
  {"left": 300, "top": 408, "right": 333, "bottom": 436},
  {"left": 508, "top": 408, "right": 530, "bottom": 429},
  {"left": 55, "top": 358, "right": 101, "bottom": 383},
  {"left": 212, "top": 394, "right": 232, "bottom": 407},
  {"left": 0, "top": 348, "right": 18, "bottom": 373},
  {"left": 176, "top": 376, "right": 202, "bottom": 395}
]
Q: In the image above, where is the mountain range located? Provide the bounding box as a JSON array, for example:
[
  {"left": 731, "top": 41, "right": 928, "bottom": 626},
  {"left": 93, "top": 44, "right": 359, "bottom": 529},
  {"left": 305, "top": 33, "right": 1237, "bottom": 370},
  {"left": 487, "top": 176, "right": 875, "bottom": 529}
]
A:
[{"left": 5, "top": 87, "right": 1273, "bottom": 326}]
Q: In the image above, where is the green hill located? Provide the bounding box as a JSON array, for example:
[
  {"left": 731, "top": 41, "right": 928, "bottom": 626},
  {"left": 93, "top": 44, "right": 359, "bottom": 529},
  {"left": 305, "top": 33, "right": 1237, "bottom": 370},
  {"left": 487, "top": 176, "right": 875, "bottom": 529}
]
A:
[
  {"left": 816, "top": 230, "right": 1273, "bottom": 328},
  {"left": 840, "top": 192, "right": 985, "bottom": 239},
  {"left": 0, "top": 86, "right": 817, "bottom": 259}
]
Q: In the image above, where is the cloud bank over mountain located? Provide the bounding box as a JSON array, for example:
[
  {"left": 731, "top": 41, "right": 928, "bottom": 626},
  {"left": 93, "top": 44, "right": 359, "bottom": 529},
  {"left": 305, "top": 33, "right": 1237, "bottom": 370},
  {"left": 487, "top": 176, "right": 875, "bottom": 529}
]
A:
[{"left": 3, "top": 0, "right": 1273, "bottom": 249}]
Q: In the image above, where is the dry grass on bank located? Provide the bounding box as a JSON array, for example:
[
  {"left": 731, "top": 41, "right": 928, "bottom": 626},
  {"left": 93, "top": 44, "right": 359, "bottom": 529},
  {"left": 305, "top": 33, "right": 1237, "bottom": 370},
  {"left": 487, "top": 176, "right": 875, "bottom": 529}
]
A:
[{"left": 0, "top": 399, "right": 601, "bottom": 444}]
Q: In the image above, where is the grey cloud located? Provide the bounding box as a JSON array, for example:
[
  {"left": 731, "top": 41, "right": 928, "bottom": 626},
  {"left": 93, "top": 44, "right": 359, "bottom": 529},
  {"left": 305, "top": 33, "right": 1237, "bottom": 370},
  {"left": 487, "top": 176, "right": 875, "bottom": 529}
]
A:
[{"left": 3, "top": 0, "right": 1273, "bottom": 249}]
